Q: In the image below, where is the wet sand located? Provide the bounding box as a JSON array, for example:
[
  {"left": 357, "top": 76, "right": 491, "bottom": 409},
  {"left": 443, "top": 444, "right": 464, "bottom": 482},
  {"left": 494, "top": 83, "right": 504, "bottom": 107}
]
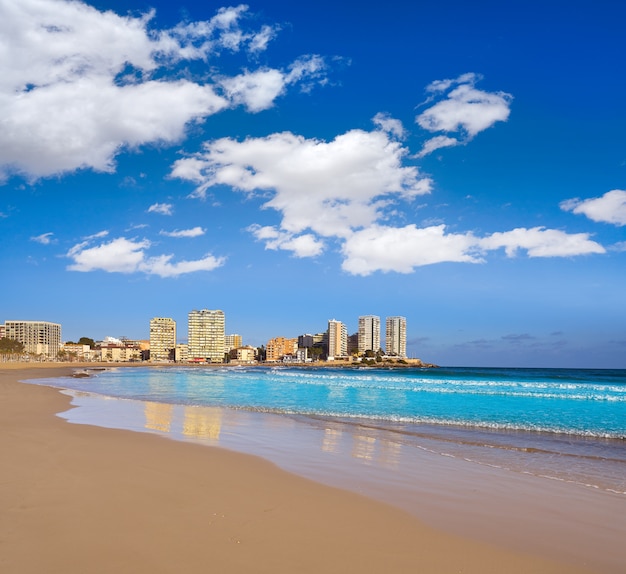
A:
[{"left": 0, "top": 364, "right": 611, "bottom": 573}]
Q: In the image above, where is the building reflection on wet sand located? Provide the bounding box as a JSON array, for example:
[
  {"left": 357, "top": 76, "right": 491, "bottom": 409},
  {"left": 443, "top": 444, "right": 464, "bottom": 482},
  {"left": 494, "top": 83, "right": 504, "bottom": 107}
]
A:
[
  {"left": 183, "top": 406, "right": 222, "bottom": 440},
  {"left": 142, "top": 399, "right": 403, "bottom": 470},
  {"left": 144, "top": 402, "right": 223, "bottom": 442},
  {"left": 144, "top": 402, "right": 174, "bottom": 433}
]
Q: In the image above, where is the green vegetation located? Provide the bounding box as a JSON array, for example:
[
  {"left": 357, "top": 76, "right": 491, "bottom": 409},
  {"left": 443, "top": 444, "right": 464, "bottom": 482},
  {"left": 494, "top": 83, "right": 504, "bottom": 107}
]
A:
[{"left": 0, "top": 338, "right": 25, "bottom": 354}]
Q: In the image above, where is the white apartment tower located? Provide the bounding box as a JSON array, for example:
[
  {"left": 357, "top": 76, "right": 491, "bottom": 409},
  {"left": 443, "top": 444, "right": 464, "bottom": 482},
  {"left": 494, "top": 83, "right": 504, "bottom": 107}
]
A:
[
  {"left": 385, "top": 316, "right": 407, "bottom": 358},
  {"left": 188, "top": 309, "right": 225, "bottom": 363},
  {"left": 149, "top": 317, "right": 176, "bottom": 362},
  {"left": 5, "top": 320, "right": 61, "bottom": 358},
  {"left": 327, "top": 319, "right": 348, "bottom": 359},
  {"left": 358, "top": 315, "right": 380, "bottom": 354}
]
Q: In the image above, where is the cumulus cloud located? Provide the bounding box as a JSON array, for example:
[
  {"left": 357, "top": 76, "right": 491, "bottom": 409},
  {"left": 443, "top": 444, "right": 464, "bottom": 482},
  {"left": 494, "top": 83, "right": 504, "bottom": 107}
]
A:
[
  {"left": 560, "top": 189, "right": 626, "bottom": 226},
  {"left": 66, "top": 236, "right": 224, "bottom": 277},
  {"left": 67, "top": 237, "right": 149, "bottom": 274},
  {"left": 147, "top": 203, "right": 173, "bottom": 215},
  {"left": 247, "top": 224, "right": 324, "bottom": 257},
  {"left": 171, "top": 105, "right": 607, "bottom": 273},
  {"left": 217, "top": 55, "right": 326, "bottom": 112},
  {"left": 479, "top": 227, "right": 605, "bottom": 257},
  {"left": 341, "top": 225, "right": 604, "bottom": 276},
  {"left": 416, "top": 73, "right": 512, "bottom": 157},
  {"left": 30, "top": 232, "right": 55, "bottom": 244},
  {"left": 372, "top": 112, "right": 406, "bottom": 139},
  {"left": 0, "top": 0, "right": 326, "bottom": 181},
  {"left": 160, "top": 226, "right": 206, "bottom": 238},
  {"left": 167, "top": 69, "right": 604, "bottom": 275},
  {"left": 341, "top": 225, "right": 482, "bottom": 275},
  {"left": 171, "top": 123, "right": 432, "bottom": 248}
]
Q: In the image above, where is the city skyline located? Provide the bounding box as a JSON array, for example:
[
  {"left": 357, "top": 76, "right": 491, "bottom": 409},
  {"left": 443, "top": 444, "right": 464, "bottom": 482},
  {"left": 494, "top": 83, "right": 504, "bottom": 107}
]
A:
[{"left": 1, "top": 0, "right": 625, "bottom": 368}]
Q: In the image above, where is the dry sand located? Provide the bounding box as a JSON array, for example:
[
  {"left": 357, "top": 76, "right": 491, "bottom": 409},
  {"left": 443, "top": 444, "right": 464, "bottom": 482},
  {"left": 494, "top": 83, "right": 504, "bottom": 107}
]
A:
[{"left": 0, "top": 364, "right": 599, "bottom": 573}]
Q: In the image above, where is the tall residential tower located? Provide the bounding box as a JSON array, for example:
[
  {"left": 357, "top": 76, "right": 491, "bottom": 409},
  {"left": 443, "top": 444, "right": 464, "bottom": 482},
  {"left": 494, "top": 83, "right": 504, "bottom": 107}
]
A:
[
  {"left": 327, "top": 319, "right": 348, "bottom": 359},
  {"left": 188, "top": 309, "right": 225, "bottom": 363},
  {"left": 149, "top": 317, "right": 176, "bottom": 362},
  {"left": 358, "top": 315, "right": 380, "bottom": 354},
  {"left": 385, "top": 316, "right": 407, "bottom": 358}
]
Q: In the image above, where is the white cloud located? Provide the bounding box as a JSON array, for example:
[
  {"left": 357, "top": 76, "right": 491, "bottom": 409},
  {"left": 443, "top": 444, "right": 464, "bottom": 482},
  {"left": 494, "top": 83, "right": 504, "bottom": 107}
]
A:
[
  {"left": 218, "top": 69, "right": 289, "bottom": 113},
  {"left": 416, "top": 73, "right": 512, "bottom": 157},
  {"left": 341, "top": 225, "right": 605, "bottom": 276},
  {"left": 171, "top": 110, "right": 607, "bottom": 274},
  {"left": 147, "top": 203, "right": 173, "bottom": 215},
  {"left": 425, "top": 72, "right": 477, "bottom": 94},
  {"left": 67, "top": 237, "right": 149, "bottom": 273},
  {"left": 169, "top": 69, "right": 604, "bottom": 275},
  {"left": 372, "top": 113, "right": 406, "bottom": 139},
  {"left": 160, "top": 227, "right": 206, "bottom": 238},
  {"left": 217, "top": 55, "right": 327, "bottom": 112},
  {"left": 248, "top": 224, "right": 324, "bottom": 257},
  {"left": 478, "top": 227, "right": 605, "bottom": 257},
  {"left": 171, "top": 126, "right": 432, "bottom": 244},
  {"left": 560, "top": 189, "right": 626, "bottom": 226},
  {"left": 415, "top": 135, "right": 459, "bottom": 158},
  {"left": 342, "top": 224, "right": 482, "bottom": 275},
  {"left": 86, "top": 230, "right": 109, "bottom": 240},
  {"left": 30, "top": 232, "right": 55, "bottom": 244},
  {"left": 167, "top": 5, "right": 279, "bottom": 58},
  {"left": 139, "top": 253, "right": 225, "bottom": 278},
  {"left": 66, "top": 236, "right": 224, "bottom": 277},
  {"left": 0, "top": 0, "right": 325, "bottom": 181}
]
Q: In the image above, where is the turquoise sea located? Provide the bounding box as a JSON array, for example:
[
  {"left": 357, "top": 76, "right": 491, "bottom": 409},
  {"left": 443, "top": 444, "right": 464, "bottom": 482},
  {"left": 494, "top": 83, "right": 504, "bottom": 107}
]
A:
[{"left": 28, "top": 365, "right": 626, "bottom": 496}]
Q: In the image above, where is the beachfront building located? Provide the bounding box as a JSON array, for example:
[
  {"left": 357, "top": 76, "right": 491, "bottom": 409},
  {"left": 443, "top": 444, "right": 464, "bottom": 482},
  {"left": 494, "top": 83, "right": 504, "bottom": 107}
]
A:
[
  {"left": 327, "top": 319, "right": 348, "bottom": 360},
  {"left": 4, "top": 320, "right": 61, "bottom": 358},
  {"left": 149, "top": 317, "right": 176, "bottom": 362},
  {"left": 266, "top": 337, "right": 298, "bottom": 362},
  {"left": 99, "top": 338, "right": 142, "bottom": 362},
  {"left": 224, "top": 334, "right": 243, "bottom": 352},
  {"left": 175, "top": 343, "right": 189, "bottom": 363},
  {"left": 297, "top": 333, "right": 326, "bottom": 361},
  {"left": 385, "top": 316, "right": 407, "bottom": 358},
  {"left": 188, "top": 309, "right": 225, "bottom": 363},
  {"left": 61, "top": 343, "right": 96, "bottom": 362},
  {"left": 233, "top": 346, "right": 257, "bottom": 363},
  {"left": 358, "top": 315, "right": 380, "bottom": 355}
]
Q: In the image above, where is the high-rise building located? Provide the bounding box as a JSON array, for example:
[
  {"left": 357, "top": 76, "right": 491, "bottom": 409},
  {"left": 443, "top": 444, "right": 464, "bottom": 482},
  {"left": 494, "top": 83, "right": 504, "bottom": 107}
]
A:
[
  {"left": 385, "top": 316, "right": 407, "bottom": 358},
  {"left": 4, "top": 320, "right": 61, "bottom": 358},
  {"left": 358, "top": 315, "right": 380, "bottom": 354},
  {"left": 327, "top": 319, "right": 347, "bottom": 359},
  {"left": 347, "top": 333, "right": 359, "bottom": 356},
  {"left": 224, "top": 334, "right": 242, "bottom": 352},
  {"left": 149, "top": 317, "right": 176, "bottom": 362},
  {"left": 188, "top": 309, "right": 225, "bottom": 363}
]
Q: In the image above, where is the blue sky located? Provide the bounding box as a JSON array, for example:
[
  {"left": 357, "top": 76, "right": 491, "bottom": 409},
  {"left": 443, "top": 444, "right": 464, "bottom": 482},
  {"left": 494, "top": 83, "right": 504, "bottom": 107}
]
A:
[{"left": 1, "top": 0, "right": 625, "bottom": 367}]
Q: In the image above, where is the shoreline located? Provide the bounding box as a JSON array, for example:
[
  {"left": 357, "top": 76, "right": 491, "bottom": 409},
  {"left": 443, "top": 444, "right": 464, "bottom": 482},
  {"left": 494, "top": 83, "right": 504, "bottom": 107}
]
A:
[{"left": 1, "top": 364, "right": 621, "bottom": 573}]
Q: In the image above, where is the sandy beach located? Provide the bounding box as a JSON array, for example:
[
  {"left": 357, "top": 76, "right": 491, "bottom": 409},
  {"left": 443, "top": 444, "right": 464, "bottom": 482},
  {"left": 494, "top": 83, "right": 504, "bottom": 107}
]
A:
[{"left": 0, "top": 364, "right": 609, "bottom": 573}]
